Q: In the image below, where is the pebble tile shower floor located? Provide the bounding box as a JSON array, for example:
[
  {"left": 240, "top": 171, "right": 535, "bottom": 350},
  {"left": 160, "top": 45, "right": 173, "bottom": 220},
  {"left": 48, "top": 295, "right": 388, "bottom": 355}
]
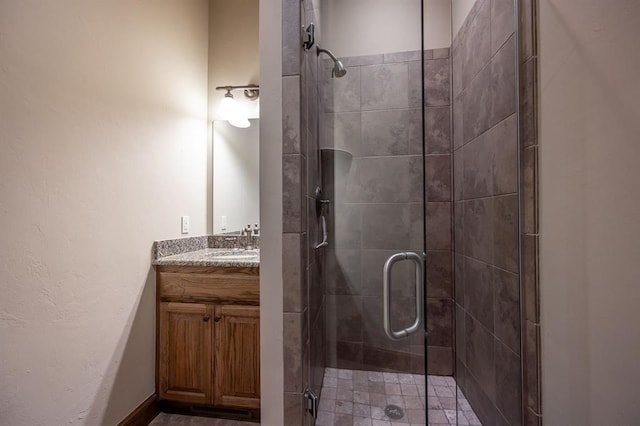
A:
[{"left": 317, "top": 368, "right": 481, "bottom": 426}]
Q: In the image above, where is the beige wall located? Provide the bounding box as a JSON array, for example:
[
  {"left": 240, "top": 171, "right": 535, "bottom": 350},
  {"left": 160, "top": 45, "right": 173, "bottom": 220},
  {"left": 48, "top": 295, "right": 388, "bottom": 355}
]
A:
[
  {"left": 539, "top": 1, "right": 640, "bottom": 424},
  {"left": 259, "top": 0, "right": 284, "bottom": 423},
  {"left": 322, "top": 0, "right": 451, "bottom": 57},
  {"left": 208, "top": 0, "right": 259, "bottom": 123},
  {"left": 0, "top": 1, "right": 209, "bottom": 424}
]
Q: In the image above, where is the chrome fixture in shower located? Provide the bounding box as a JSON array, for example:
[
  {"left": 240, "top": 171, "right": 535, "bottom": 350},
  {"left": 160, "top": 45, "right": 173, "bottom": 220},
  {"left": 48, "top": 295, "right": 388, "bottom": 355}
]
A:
[{"left": 317, "top": 47, "right": 347, "bottom": 78}]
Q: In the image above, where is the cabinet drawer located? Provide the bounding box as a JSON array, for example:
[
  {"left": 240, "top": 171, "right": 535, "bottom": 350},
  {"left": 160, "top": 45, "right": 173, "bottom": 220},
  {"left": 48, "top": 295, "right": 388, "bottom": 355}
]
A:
[{"left": 157, "top": 266, "right": 259, "bottom": 304}]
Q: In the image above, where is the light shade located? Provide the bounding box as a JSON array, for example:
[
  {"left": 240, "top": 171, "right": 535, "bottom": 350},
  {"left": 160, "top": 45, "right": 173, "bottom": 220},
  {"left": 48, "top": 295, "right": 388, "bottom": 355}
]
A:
[
  {"left": 219, "top": 93, "right": 251, "bottom": 128},
  {"left": 229, "top": 115, "right": 250, "bottom": 128}
]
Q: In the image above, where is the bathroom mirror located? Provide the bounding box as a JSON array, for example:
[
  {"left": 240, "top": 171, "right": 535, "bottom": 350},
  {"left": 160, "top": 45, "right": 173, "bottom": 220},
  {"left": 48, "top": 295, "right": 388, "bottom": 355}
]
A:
[{"left": 212, "top": 119, "right": 259, "bottom": 235}]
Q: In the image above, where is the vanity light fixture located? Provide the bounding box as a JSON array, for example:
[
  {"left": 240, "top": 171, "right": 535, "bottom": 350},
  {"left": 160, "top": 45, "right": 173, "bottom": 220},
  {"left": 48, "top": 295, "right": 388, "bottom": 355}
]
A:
[{"left": 216, "top": 84, "right": 260, "bottom": 128}]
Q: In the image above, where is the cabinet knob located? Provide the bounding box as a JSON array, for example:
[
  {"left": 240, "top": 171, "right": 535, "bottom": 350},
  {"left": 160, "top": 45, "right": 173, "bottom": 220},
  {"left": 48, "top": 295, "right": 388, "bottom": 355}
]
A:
[
  {"left": 214, "top": 316, "right": 221, "bottom": 322},
  {"left": 203, "top": 315, "right": 210, "bottom": 322}
]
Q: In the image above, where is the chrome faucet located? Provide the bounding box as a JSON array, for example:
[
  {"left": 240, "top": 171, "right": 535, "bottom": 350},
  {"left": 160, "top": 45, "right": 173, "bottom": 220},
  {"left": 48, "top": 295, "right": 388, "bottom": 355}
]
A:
[{"left": 243, "top": 225, "right": 253, "bottom": 250}]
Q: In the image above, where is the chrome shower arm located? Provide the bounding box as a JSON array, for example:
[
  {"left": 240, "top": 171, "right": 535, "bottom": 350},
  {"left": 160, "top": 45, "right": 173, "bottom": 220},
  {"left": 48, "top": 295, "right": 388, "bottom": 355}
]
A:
[{"left": 316, "top": 46, "right": 338, "bottom": 62}]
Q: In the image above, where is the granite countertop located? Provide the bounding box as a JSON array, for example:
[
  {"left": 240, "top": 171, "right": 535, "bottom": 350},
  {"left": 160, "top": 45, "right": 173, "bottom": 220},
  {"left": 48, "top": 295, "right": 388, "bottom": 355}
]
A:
[
  {"left": 153, "top": 248, "right": 260, "bottom": 268},
  {"left": 152, "top": 235, "right": 260, "bottom": 268}
]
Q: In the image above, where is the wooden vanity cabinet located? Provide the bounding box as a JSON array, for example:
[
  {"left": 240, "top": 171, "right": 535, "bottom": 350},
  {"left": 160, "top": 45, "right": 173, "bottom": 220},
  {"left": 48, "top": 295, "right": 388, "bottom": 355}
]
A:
[
  {"left": 156, "top": 265, "right": 260, "bottom": 414},
  {"left": 213, "top": 305, "right": 260, "bottom": 408},
  {"left": 159, "top": 302, "right": 213, "bottom": 405}
]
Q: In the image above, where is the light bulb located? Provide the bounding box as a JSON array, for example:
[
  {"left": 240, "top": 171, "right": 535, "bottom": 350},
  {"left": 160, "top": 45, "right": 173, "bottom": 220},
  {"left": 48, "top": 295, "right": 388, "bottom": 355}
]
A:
[{"left": 219, "top": 94, "right": 238, "bottom": 120}]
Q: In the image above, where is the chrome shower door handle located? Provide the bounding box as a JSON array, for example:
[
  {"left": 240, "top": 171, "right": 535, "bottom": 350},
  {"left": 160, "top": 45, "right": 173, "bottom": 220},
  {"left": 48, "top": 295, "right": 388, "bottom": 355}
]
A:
[{"left": 383, "top": 252, "right": 424, "bottom": 340}]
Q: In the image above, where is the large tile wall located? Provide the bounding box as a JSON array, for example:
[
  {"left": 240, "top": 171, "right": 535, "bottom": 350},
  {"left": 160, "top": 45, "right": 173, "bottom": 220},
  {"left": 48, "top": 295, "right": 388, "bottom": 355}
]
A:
[
  {"left": 282, "top": 0, "right": 326, "bottom": 424},
  {"left": 319, "top": 48, "right": 454, "bottom": 376},
  {"left": 452, "top": 0, "right": 522, "bottom": 424}
]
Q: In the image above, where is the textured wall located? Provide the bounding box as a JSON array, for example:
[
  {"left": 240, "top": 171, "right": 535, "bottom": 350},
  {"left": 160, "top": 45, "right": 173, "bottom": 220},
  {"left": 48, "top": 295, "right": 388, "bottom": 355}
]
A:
[
  {"left": 319, "top": 47, "right": 454, "bottom": 376},
  {"left": 0, "top": 1, "right": 209, "bottom": 424},
  {"left": 451, "top": 0, "right": 522, "bottom": 424},
  {"left": 539, "top": 0, "right": 640, "bottom": 424}
]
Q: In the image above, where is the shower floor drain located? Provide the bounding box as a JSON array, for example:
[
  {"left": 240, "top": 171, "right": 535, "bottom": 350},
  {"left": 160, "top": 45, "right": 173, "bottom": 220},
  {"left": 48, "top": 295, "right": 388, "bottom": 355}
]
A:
[{"left": 384, "top": 404, "right": 404, "bottom": 420}]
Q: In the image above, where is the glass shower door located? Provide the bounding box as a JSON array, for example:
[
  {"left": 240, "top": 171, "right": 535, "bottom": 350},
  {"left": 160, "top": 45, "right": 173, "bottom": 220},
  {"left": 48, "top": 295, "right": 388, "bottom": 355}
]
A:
[
  {"left": 313, "top": 1, "right": 449, "bottom": 424},
  {"left": 306, "top": 0, "right": 522, "bottom": 424}
]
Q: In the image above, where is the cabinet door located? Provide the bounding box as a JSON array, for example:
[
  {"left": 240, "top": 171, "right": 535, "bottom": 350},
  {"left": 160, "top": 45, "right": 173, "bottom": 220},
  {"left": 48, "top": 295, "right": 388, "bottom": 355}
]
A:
[
  {"left": 158, "top": 302, "right": 213, "bottom": 404},
  {"left": 213, "top": 305, "right": 260, "bottom": 408}
]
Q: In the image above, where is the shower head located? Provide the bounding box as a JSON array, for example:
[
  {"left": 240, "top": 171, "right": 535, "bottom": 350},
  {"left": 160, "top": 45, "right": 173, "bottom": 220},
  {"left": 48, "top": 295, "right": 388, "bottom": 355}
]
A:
[
  {"left": 317, "top": 47, "right": 347, "bottom": 78},
  {"left": 332, "top": 60, "right": 347, "bottom": 78}
]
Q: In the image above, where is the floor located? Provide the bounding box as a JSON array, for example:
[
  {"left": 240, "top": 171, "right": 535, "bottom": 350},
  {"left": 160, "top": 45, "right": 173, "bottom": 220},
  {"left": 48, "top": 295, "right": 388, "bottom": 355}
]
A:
[
  {"left": 149, "top": 368, "right": 481, "bottom": 426},
  {"left": 317, "top": 368, "right": 481, "bottom": 426},
  {"left": 149, "top": 413, "right": 256, "bottom": 426}
]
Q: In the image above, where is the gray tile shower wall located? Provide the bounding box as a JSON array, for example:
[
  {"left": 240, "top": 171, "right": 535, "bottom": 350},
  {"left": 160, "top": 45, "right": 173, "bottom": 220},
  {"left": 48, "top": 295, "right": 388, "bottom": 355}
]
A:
[
  {"left": 282, "top": 0, "right": 328, "bottom": 424},
  {"left": 282, "top": 1, "right": 311, "bottom": 425},
  {"left": 319, "top": 48, "right": 454, "bottom": 377},
  {"left": 452, "top": 0, "right": 523, "bottom": 424}
]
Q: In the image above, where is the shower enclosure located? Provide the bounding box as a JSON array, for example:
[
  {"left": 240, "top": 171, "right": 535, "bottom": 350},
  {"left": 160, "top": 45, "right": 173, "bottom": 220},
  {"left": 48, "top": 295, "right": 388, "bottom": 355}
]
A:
[{"left": 282, "top": 0, "right": 524, "bottom": 424}]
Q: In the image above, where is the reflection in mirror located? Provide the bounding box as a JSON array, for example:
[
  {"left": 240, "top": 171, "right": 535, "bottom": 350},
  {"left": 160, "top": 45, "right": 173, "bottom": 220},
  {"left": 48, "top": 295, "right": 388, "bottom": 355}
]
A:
[{"left": 212, "top": 119, "right": 259, "bottom": 235}]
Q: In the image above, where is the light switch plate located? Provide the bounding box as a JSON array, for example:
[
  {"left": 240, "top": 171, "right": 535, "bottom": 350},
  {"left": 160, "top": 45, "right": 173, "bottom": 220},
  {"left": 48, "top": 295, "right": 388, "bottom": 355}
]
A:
[{"left": 181, "top": 216, "right": 190, "bottom": 234}]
